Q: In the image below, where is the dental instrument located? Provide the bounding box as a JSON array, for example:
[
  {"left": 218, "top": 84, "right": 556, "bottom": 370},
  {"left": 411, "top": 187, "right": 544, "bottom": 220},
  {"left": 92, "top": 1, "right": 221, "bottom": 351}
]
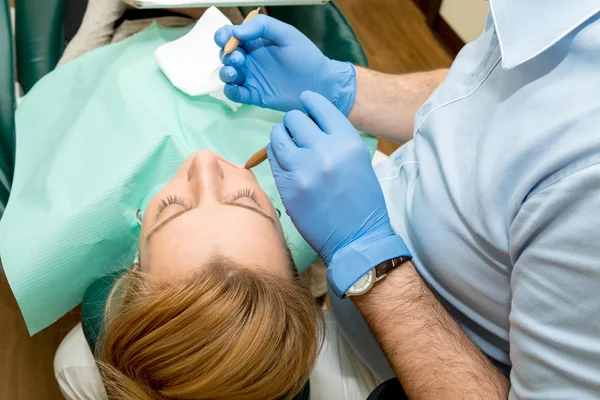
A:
[
  {"left": 245, "top": 102, "right": 335, "bottom": 169},
  {"left": 245, "top": 146, "right": 268, "bottom": 169},
  {"left": 244, "top": 113, "right": 316, "bottom": 169},
  {"left": 216, "top": 7, "right": 261, "bottom": 71}
]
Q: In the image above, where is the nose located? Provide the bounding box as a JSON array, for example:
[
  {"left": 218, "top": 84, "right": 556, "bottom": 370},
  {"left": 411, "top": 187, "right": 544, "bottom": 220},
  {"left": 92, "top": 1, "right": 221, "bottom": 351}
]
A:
[{"left": 186, "top": 150, "right": 224, "bottom": 201}]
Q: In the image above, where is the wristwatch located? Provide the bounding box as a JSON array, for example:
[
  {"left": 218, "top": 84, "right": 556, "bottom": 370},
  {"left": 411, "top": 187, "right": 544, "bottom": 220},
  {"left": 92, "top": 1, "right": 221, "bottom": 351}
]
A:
[
  {"left": 344, "top": 256, "right": 412, "bottom": 297},
  {"left": 327, "top": 235, "right": 413, "bottom": 299}
]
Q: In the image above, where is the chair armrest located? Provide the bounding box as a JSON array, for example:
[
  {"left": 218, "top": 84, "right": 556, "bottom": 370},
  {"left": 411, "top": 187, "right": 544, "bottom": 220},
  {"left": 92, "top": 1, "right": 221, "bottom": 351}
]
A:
[
  {"left": 0, "top": 0, "right": 15, "bottom": 213},
  {"left": 16, "top": 0, "right": 65, "bottom": 93}
]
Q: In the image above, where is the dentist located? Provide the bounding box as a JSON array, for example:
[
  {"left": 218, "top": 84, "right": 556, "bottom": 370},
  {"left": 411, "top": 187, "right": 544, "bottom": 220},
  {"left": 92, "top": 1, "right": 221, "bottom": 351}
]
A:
[{"left": 215, "top": 4, "right": 600, "bottom": 398}]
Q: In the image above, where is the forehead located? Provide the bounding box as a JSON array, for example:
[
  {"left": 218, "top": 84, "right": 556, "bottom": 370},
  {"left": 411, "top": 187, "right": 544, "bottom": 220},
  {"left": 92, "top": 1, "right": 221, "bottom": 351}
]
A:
[{"left": 141, "top": 205, "right": 290, "bottom": 279}]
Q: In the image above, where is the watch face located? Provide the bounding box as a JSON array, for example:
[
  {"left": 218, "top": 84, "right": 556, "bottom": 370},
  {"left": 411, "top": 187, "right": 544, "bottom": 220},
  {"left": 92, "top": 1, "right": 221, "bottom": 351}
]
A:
[{"left": 346, "top": 269, "right": 376, "bottom": 296}]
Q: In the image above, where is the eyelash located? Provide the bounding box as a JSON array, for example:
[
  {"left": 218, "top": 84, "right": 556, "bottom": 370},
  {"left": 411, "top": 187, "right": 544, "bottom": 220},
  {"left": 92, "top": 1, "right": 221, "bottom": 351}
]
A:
[
  {"left": 155, "top": 195, "right": 187, "bottom": 218},
  {"left": 231, "top": 188, "right": 260, "bottom": 205},
  {"left": 155, "top": 189, "right": 259, "bottom": 218}
]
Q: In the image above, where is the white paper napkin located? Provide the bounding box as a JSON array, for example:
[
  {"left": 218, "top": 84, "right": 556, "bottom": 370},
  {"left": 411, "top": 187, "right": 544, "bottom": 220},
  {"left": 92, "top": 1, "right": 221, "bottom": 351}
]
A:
[{"left": 154, "top": 6, "right": 240, "bottom": 110}]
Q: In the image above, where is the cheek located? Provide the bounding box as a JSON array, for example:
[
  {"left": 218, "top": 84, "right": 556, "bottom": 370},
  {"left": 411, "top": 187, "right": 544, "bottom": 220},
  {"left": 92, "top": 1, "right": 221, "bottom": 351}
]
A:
[
  {"left": 259, "top": 191, "right": 284, "bottom": 226},
  {"left": 269, "top": 206, "right": 286, "bottom": 239}
]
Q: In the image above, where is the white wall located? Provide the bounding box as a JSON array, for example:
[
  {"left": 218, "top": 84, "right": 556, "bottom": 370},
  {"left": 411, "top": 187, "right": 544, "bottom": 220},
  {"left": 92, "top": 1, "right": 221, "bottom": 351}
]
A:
[{"left": 439, "top": 0, "right": 489, "bottom": 43}]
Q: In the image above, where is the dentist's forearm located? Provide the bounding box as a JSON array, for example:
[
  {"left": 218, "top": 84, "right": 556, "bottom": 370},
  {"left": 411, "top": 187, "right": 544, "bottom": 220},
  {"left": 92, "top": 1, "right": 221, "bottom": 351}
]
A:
[
  {"left": 347, "top": 67, "right": 448, "bottom": 144},
  {"left": 353, "top": 261, "right": 510, "bottom": 399}
]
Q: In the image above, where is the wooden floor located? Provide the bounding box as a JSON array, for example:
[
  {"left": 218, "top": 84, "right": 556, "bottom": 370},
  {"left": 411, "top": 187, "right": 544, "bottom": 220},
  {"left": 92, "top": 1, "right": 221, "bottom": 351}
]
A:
[
  {"left": 0, "top": 1, "right": 451, "bottom": 399},
  {"left": 0, "top": 272, "right": 81, "bottom": 400}
]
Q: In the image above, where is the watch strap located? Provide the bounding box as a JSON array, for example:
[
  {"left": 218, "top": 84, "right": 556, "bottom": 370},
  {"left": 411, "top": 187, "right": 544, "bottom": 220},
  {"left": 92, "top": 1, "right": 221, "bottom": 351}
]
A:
[
  {"left": 375, "top": 256, "right": 411, "bottom": 278},
  {"left": 327, "top": 234, "right": 412, "bottom": 298}
]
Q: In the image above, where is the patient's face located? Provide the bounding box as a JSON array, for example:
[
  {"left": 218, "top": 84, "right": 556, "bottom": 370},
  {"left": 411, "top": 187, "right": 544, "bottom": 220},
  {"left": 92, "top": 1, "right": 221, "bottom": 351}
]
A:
[{"left": 139, "top": 150, "right": 290, "bottom": 279}]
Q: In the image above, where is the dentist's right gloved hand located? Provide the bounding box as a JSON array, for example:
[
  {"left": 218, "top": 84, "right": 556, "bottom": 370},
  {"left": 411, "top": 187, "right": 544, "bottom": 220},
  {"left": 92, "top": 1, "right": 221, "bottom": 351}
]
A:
[
  {"left": 214, "top": 15, "right": 356, "bottom": 115},
  {"left": 268, "top": 91, "right": 410, "bottom": 298}
]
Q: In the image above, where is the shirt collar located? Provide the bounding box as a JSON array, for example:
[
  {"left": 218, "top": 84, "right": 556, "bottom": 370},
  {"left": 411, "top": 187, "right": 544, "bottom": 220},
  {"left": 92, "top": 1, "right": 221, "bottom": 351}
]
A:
[{"left": 489, "top": 0, "right": 600, "bottom": 69}]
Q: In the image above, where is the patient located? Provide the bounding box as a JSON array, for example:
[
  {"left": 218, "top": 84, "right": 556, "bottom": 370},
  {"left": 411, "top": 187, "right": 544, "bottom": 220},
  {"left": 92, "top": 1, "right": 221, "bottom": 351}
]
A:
[
  {"left": 98, "top": 150, "right": 324, "bottom": 400},
  {"left": 39, "top": 2, "right": 377, "bottom": 399}
]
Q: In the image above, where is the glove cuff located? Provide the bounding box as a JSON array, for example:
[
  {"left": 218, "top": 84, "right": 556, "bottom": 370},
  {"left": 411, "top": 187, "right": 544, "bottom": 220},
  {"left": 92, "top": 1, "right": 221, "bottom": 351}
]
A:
[
  {"left": 327, "top": 234, "right": 412, "bottom": 298},
  {"left": 325, "top": 61, "right": 357, "bottom": 116}
]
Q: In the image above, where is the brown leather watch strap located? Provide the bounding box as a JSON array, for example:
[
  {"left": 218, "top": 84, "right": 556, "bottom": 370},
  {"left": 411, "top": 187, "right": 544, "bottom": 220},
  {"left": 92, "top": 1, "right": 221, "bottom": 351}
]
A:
[{"left": 374, "top": 256, "right": 411, "bottom": 278}]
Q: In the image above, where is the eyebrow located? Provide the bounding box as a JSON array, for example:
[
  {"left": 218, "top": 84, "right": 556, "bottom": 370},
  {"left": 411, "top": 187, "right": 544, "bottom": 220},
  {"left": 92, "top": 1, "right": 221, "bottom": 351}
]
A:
[{"left": 145, "top": 202, "right": 275, "bottom": 244}]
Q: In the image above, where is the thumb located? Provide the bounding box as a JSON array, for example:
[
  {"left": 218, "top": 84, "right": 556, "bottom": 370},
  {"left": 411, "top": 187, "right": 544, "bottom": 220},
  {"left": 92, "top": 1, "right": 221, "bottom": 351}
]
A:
[
  {"left": 266, "top": 143, "right": 282, "bottom": 174},
  {"left": 232, "top": 15, "right": 293, "bottom": 45},
  {"left": 300, "top": 91, "right": 355, "bottom": 136},
  {"left": 267, "top": 143, "right": 294, "bottom": 214}
]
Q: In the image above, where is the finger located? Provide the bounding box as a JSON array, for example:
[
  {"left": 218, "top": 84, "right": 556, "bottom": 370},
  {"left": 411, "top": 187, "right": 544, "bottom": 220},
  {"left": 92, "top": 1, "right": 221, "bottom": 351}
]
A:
[
  {"left": 214, "top": 25, "right": 234, "bottom": 48},
  {"left": 266, "top": 143, "right": 284, "bottom": 177},
  {"left": 283, "top": 110, "right": 323, "bottom": 147},
  {"left": 300, "top": 91, "right": 355, "bottom": 135},
  {"left": 216, "top": 27, "right": 246, "bottom": 56},
  {"left": 219, "top": 66, "right": 245, "bottom": 85},
  {"left": 224, "top": 84, "right": 260, "bottom": 106},
  {"left": 241, "top": 38, "right": 267, "bottom": 54},
  {"left": 222, "top": 48, "right": 246, "bottom": 69},
  {"left": 232, "top": 15, "right": 293, "bottom": 45},
  {"left": 269, "top": 123, "right": 299, "bottom": 171}
]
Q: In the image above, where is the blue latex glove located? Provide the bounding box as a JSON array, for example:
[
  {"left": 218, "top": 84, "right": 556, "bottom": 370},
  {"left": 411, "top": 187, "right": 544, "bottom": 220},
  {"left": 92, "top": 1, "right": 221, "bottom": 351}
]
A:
[
  {"left": 214, "top": 15, "right": 356, "bottom": 115},
  {"left": 268, "top": 92, "right": 408, "bottom": 285}
]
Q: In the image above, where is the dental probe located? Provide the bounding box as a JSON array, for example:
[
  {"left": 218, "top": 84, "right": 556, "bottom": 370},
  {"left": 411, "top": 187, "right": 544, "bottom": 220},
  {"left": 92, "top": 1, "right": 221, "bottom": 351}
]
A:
[
  {"left": 245, "top": 101, "right": 337, "bottom": 169},
  {"left": 216, "top": 7, "right": 261, "bottom": 71}
]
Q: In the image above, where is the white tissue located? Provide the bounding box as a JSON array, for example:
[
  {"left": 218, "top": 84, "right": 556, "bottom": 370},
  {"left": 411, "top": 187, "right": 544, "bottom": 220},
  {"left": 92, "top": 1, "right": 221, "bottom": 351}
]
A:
[{"left": 154, "top": 6, "right": 240, "bottom": 111}]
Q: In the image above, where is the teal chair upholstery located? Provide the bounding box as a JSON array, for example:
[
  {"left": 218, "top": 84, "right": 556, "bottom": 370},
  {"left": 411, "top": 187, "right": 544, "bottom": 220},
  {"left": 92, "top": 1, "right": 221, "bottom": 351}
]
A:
[
  {"left": 0, "top": 0, "right": 15, "bottom": 215},
  {"left": 15, "top": 0, "right": 65, "bottom": 94}
]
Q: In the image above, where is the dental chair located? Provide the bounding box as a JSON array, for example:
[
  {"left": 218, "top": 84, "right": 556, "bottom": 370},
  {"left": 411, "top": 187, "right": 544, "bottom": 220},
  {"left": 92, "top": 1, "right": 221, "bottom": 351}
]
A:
[
  {"left": 3, "top": 1, "right": 402, "bottom": 397},
  {"left": 0, "top": 0, "right": 15, "bottom": 217}
]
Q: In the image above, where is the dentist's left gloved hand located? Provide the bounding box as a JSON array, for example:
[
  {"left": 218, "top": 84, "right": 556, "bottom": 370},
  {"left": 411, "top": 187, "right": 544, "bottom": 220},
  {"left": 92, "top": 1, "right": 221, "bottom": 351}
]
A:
[
  {"left": 268, "top": 91, "right": 404, "bottom": 277},
  {"left": 214, "top": 15, "right": 356, "bottom": 114}
]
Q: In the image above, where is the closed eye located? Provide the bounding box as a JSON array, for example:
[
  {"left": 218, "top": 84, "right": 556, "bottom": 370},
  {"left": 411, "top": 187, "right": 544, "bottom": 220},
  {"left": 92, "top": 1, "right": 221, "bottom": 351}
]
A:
[
  {"left": 155, "top": 195, "right": 187, "bottom": 219},
  {"left": 224, "top": 188, "right": 274, "bottom": 223},
  {"left": 145, "top": 188, "right": 274, "bottom": 244},
  {"left": 228, "top": 188, "right": 261, "bottom": 207}
]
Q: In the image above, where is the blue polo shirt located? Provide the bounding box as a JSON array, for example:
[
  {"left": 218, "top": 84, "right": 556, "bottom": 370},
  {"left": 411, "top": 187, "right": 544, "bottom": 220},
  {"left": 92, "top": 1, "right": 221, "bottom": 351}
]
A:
[{"left": 332, "top": 2, "right": 600, "bottom": 398}]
